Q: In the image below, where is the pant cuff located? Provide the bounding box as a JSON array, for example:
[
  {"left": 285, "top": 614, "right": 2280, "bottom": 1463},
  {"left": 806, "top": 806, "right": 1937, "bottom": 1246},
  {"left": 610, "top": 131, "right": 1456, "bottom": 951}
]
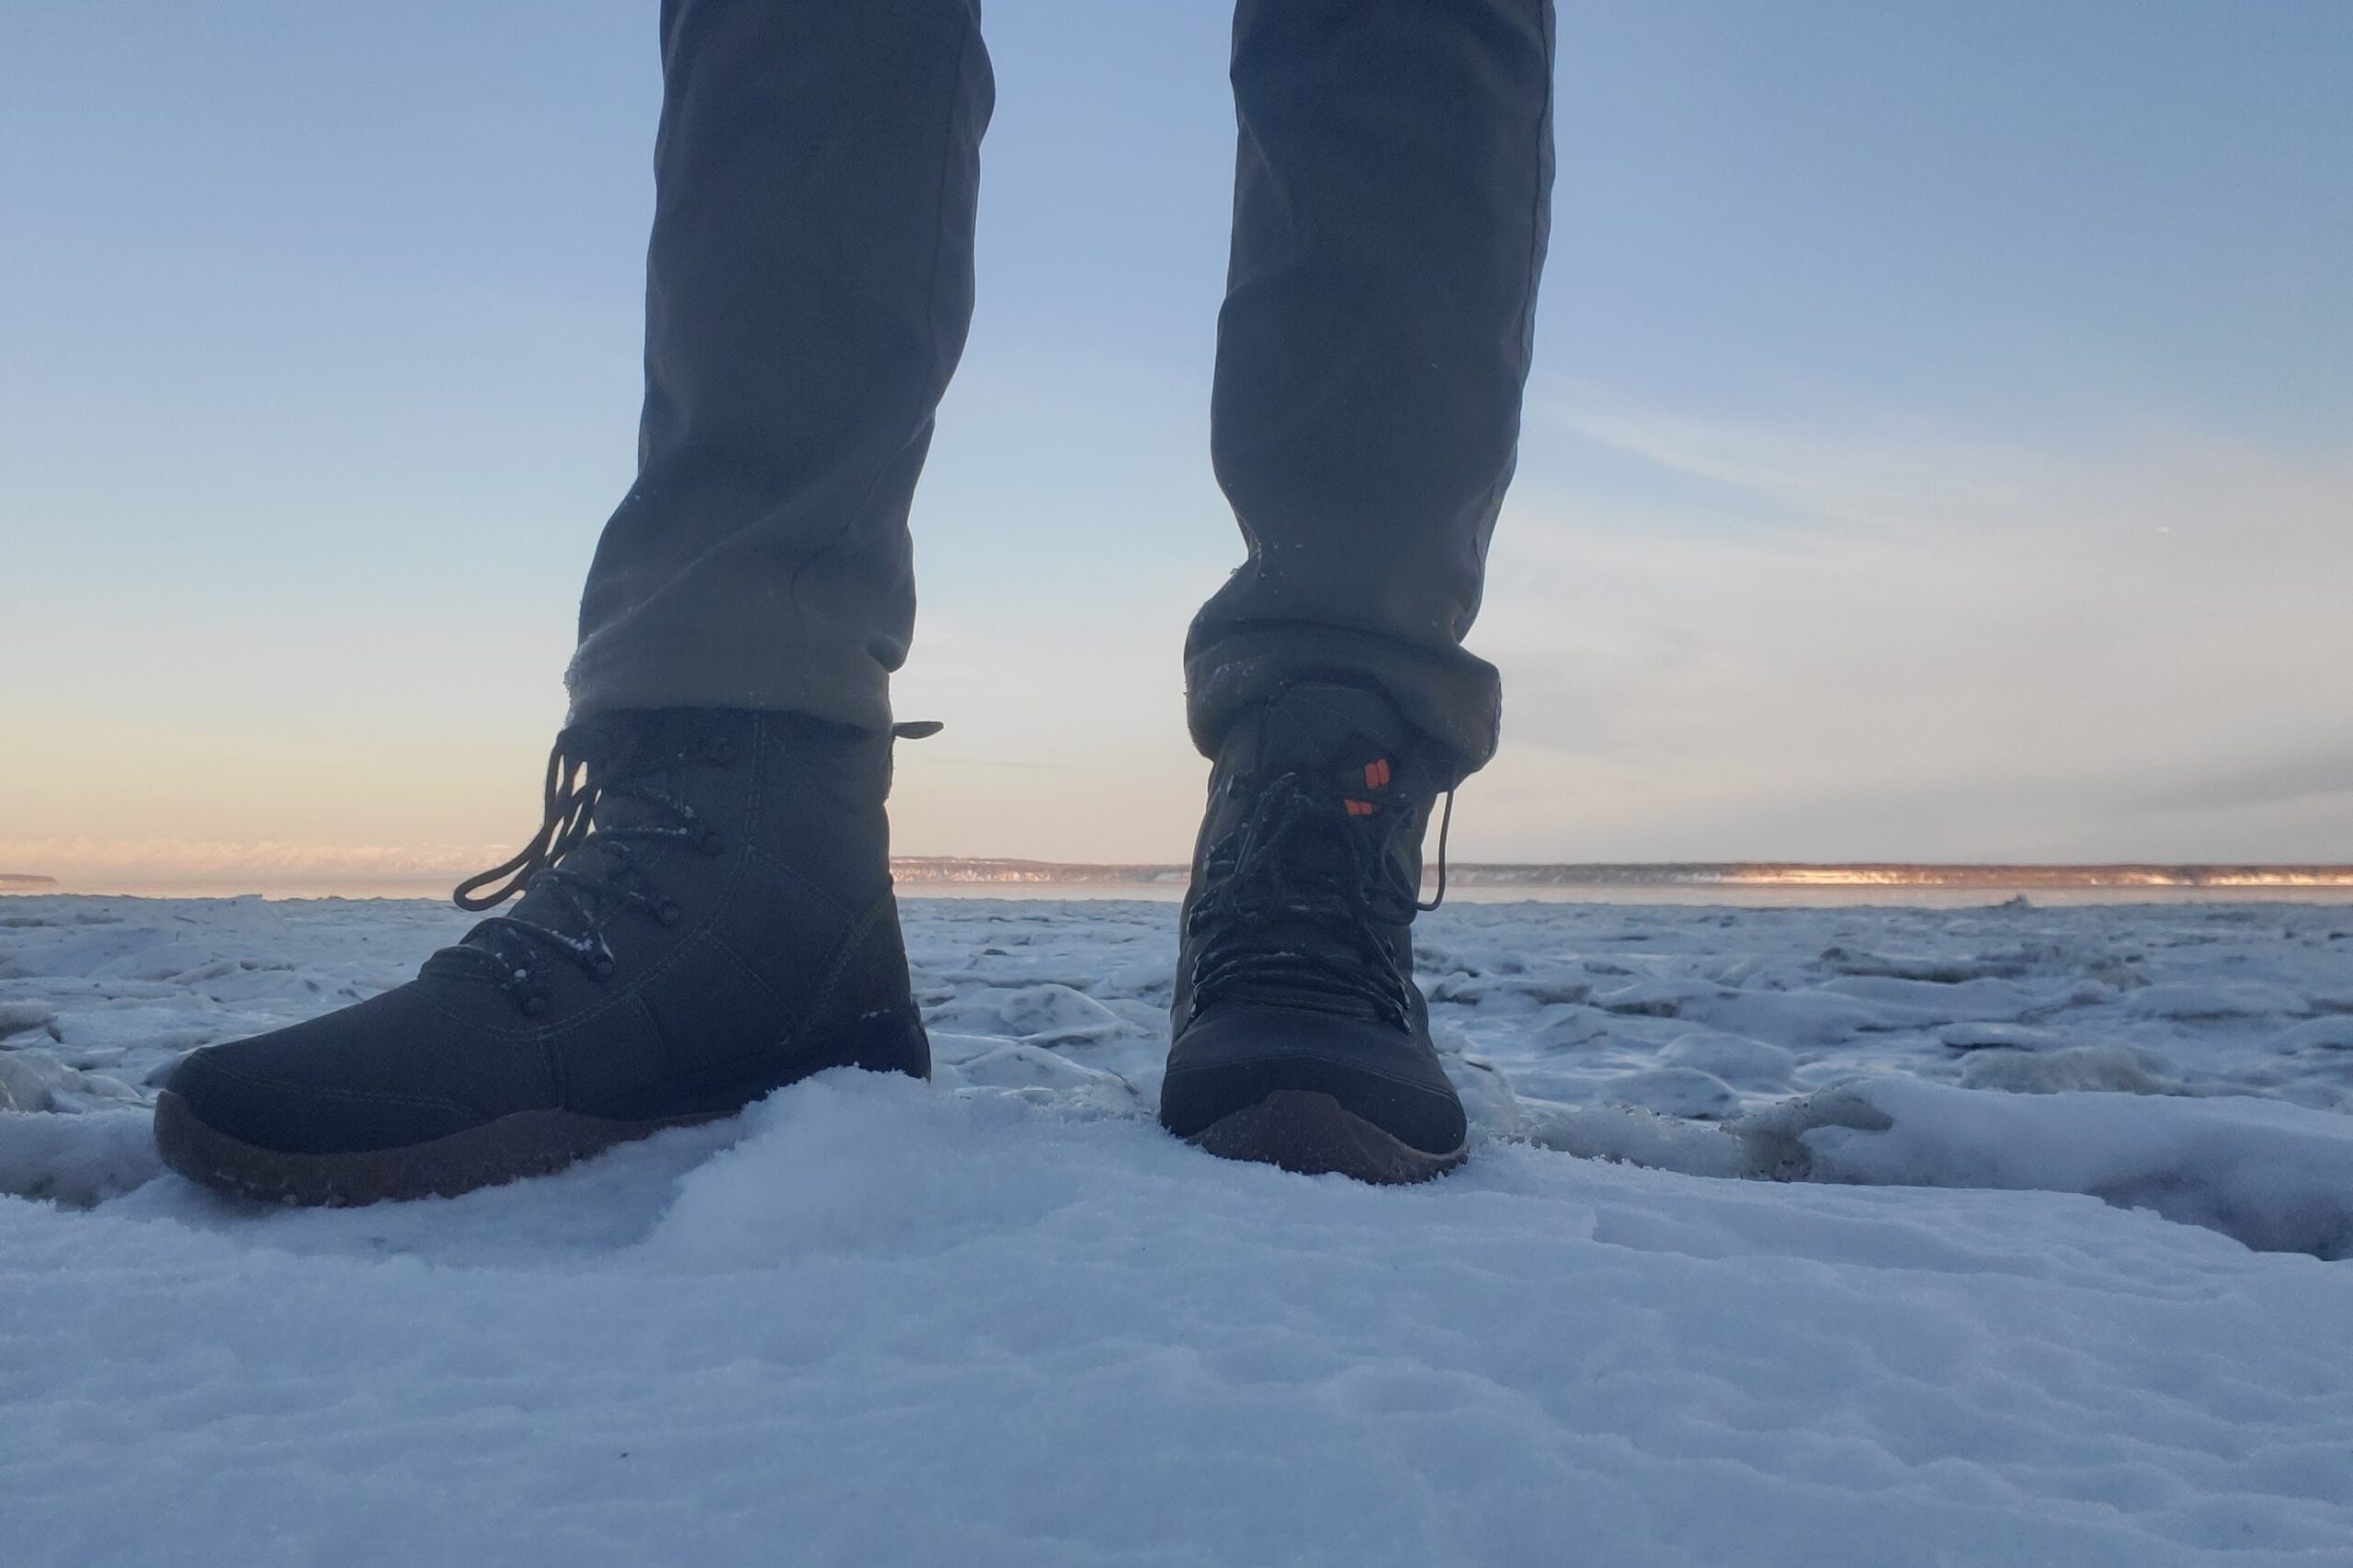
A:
[
  {"left": 1184, "top": 622, "right": 1502, "bottom": 777},
  {"left": 563, "top": 633, "right": 893, "bottom": 733}
]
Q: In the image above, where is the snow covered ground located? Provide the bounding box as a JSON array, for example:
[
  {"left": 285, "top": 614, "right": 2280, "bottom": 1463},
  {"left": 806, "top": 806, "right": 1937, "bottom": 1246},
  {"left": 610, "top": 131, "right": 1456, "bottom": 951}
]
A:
[{"left": 4, "top": 894, "right": 2351, "bottom": 1565}]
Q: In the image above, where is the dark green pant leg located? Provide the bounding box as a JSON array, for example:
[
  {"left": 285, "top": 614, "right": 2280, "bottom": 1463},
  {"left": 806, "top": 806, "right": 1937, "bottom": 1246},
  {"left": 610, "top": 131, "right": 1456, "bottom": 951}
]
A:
[
  {"left": 1188, "top": 0, "right": 1556, "bottom": 774},
  {"left": 568, "top": 0, "right": 993, "bottom": 730}
]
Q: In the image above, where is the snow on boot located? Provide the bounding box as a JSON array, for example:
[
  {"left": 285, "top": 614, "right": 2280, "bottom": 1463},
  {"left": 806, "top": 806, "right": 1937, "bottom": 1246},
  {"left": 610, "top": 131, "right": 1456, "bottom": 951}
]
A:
[
  {"left": 1161, "top": 682, "right": 1467, "bottom": 1184},
  {"left": 154, "top": 708, "right": 929, "bottom": 1205}
]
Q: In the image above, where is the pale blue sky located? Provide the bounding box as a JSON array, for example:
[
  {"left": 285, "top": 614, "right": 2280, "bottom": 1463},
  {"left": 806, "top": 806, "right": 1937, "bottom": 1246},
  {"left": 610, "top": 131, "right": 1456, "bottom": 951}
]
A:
[{"left": 5, "top": 1, "right": 2348, "bottom": 877}]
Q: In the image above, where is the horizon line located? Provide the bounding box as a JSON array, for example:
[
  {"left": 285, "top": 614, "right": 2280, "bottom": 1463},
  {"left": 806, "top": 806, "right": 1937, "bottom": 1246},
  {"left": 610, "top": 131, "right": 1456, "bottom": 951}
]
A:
[{"left": 9, "top": 858, "right": 2353, "bottom": 892}]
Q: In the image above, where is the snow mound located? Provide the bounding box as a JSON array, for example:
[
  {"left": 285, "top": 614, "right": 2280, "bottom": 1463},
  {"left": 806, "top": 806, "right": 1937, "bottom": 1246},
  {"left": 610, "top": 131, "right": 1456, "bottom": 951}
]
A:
[
  {"left": 1654, "top": 1028, "right": 1799, "bottom": 1088},
  {"left": 7, "top": 895, "right": 2353, "bottom": 1562},
  {"left": 6, "top": 1071, "right": 2352, "bottom": 1567},
  {"left": 0, "top": 1108, "right": 160, "bottom": 1205},
  {"left": 1601, "top": 1063, "right": 1740, "bottom": 1119},
  {"left": 2125, "top": 982, "right": 2310, "bottom": 1020},
  {"left": 1522, "top": 1076, "right": 2353, "bottom": 1262},
  {"left": 1955, "top": 1043, "right": 2182, "bottom": 1096},
  {"left": 1755, "top": 1078, "right": 2353, "bottom": 1260},
  {"left": 1937, "top": 1021, "right": 2068, "bottom": 1051},
  {"left": 2276, "top": 1015, "right": 2353, "bottom": 1052}
]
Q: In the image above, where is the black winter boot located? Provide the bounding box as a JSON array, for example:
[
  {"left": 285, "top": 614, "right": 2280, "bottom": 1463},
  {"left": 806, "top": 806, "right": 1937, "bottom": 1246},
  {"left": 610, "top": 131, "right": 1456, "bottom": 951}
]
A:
[
  {"left": 154, "top": 708, "right": 929, "bottom": 1205},
  {"left": 1161, "top": 682, "right": 1467, "bottom": 1184}
]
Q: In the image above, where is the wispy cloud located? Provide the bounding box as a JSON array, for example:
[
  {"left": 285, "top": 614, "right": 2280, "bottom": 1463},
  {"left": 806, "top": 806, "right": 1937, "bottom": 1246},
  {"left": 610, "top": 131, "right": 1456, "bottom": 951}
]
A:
[
  {"left": 1544, "top": 392, "right": 2045, "bottom": 531},
  {"left": 2133, "top": 748, "right": 2353, "bottom": 815},
  {"left": 1464, "top": 394, "right": 2353, "bottom": 860}
]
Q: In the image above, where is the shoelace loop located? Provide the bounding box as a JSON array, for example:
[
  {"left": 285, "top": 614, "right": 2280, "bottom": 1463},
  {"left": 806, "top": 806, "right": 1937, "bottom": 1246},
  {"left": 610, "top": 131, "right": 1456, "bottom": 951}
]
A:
[
  {"left": 1184, "top": 768, "right": 1450, "bottom": 1029},
  {"left": 444, "top": 722, "right": 718, "bottom": 1010}
]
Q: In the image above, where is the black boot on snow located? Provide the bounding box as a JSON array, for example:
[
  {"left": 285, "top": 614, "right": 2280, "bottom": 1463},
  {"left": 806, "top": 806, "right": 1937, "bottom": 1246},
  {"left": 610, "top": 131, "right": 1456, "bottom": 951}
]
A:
[
  {"left": 1160, "top": 682, "right": 1467, "bottom": 1184},
  {"left": 154, "top": 708, "right": 930, "bottom": 1205}
]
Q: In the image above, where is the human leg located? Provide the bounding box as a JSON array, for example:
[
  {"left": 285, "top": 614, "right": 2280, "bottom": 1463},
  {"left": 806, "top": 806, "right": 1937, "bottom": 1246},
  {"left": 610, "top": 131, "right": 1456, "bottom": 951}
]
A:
[
  {"left": 157, "top": 0, "right": 994, "bottom": 1203},
  {"left": 1164, "top": 0, "right": 1555, "bottom": 1182}
]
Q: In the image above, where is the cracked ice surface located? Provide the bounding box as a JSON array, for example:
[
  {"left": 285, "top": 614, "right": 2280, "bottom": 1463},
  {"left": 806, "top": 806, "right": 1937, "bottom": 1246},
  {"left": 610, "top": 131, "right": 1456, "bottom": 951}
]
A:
[{"left": 2, "top": 894, "right": 2351, "bottom": 1566}]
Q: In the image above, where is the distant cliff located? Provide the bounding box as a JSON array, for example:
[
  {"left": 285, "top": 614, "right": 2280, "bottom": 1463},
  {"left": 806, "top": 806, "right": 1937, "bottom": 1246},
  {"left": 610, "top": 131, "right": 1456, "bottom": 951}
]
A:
[
  {"left": 1420, "top": 863, "right": 2353, "bottom": 888},
  {"left": 886, "top": 859, "right": 2353, "bottom": 889},
  {"left": 891, "top": 858, "right": 1188, "bottom": 886},
  {"left": 0, "top": 874, "right": 59, "bottom": 889}
]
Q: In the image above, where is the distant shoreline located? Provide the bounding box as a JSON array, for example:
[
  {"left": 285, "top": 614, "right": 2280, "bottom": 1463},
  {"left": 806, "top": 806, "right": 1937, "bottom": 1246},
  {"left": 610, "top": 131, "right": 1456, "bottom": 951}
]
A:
[{"left": 888, "top": 858, "right": 2353, "bottom": 889}]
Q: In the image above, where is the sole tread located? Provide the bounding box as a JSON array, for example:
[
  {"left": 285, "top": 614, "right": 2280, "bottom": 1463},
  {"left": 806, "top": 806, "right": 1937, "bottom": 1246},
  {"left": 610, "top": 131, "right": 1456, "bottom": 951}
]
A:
[
  {"left": 153, "top": 1090, "right": 714, "bottom": 1207},
  {"left": 1185, "top": 1090, "right": 1466, "bottom": 1186}
]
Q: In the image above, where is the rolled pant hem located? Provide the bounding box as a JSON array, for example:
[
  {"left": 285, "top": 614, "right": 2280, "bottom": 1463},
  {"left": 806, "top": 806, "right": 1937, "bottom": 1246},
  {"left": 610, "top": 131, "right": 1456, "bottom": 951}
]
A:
[
  {"left": 1184, "top": 622, "right": 1501, "bottom": 777},
  {"left": 563, "top": 636, "right": 894, "bottom": 734}
]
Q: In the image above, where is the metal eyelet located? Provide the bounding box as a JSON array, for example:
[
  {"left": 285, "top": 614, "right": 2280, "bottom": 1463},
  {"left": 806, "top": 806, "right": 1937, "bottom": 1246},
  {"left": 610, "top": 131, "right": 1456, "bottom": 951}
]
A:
[
  {"left": 657, "top": 901, "right": 684, "bottom": 927},
  {"left": 518, "top": 990, "right": 551, "bottom": 1018},
  {"left": 588, "top": 955, "right": 616, "bottom": 982},
  {"left": 699, "top": 831, "right": 725, "bottom": 857}
]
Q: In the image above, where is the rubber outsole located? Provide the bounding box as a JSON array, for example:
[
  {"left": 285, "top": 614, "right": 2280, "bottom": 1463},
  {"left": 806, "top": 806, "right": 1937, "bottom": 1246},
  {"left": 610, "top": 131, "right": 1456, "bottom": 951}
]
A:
[
  {"left": 160, "top": 1081, "right": 1466, "bottom": 1204},
  {"left": 153, "top": 1089, "right": 720, "bottom": 1207},
  {"left": 1185, "top": 1089, "right": 1467, "bottom": 1186}
]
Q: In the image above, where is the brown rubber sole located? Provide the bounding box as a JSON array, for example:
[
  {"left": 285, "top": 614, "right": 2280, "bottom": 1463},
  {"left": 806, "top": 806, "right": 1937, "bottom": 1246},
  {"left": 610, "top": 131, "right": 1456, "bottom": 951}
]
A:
[
  {"left": 1185, "top": 1089, "right": 1467, "bottom": 1186},
  {"left": 153, "top": 1089, "right": 722, "bottom": 1207}
]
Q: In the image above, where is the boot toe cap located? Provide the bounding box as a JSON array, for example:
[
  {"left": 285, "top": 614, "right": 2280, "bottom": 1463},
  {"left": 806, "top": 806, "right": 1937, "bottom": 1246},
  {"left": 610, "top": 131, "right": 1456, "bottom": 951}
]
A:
[
  {"left": 1159, "top": 1003, "right": 1467, "bottom": 1156},
  {"left": 161, "top": 1035, "right": 481, "bottom": 1158}
]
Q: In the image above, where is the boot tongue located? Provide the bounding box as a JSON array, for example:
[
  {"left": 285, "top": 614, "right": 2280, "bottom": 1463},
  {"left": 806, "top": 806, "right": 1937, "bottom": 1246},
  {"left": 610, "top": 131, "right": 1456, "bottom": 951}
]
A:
[
  {"left": 482, "top": 714, "right": 704, "bottom": 934},
  {"left": 1253, "top": 683, "right": 1417, "bottom": 783},
  {"left": 1184, "top": 684, "right": 1431, "bottom": 1025},
  {"left": 1230, "top": 684, "right": 1415, "bottom": 893},
  {"left": 433, "top": 710, "right": 740, "bottom": 983},
  {"left": 1247, "top": 682, "right": 1452, "bottom": 919},
  {"left": 574, "top": 710, "right": 693, "bottom": 835}
]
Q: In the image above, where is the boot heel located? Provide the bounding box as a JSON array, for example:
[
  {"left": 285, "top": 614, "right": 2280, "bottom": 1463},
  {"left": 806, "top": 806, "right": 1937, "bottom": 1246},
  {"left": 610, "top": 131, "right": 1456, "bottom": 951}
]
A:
[{"left": 813, "top": 997, "right": 931, "bottom": 1082}]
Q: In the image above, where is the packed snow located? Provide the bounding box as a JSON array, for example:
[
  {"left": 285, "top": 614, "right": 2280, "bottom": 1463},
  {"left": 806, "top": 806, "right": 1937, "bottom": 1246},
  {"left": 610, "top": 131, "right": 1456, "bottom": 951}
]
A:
[{"left": 3, "top": 893, "right": 2350, "bottom": 1565}]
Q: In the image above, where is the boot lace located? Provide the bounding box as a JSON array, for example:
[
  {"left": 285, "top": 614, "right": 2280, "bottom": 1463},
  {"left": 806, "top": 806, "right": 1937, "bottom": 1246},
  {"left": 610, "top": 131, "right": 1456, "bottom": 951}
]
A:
[
  {"left": 1184, "top": 770, "right": 1453, "bottom": 1029},
  {"left": 436, "top": 722, "right": 722, "bottom": 1014}
]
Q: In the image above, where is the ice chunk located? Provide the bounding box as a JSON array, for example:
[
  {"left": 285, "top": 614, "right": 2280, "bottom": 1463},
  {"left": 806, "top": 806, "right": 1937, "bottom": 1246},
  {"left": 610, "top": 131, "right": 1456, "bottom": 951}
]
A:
[
  {"left": 1444, "top": 1055, "right": 1524, "bottom": 1137},
  {"left": 0, "top": 1000, "right": 58, "bottom": 1040},
  {"left": 990, "top": 983, "right": 1134, "bottom": 1047},
  {"left": 1689, "top": 986, "right": 1887, "bottom": 1046},
  {"left": 1937, "top": 1021, "right": 2068, "bottom": 1051},
  {"left": 2125, "top": 982, "right": 2309, "bottom": 1020},
  {"left": 947, "top": 1042, "right": 1142, "bottom": 1118},
  {"left": 924, "top": 983, "right": 1137, "bottom": 1049},
  {"left": 1811, "top": 973, "right": 2048, "bottom": 1027},
  {"left": 1601, "top": 1065, "right": 1740, "bottom": 1119},
  {"left": 0, "top": 1107, "right": 160, "bottom": 1203},
  {"left": 1819, "top": 946, "right": 2031, "bottom": 982},
  {"left": 1656, "top": 1029, "right": 1798, "bottom": 1089},
  {"left": 1517, "top": 1101, "right": 1757, "bottom": 1178},
  {"left": 1956, "top": 1045, "right": 2182, "bottom": 1096},
  {"left": 0, "top": 1054, "right": 73, "bottom": 1113},
  {"left": 1773, "top": 1077, "right": 2353, "bottom": 1258},
  {"left": 1588, "top": 976, "right": 1718, "bottom": 1017},
  {"left": 2275, "top": 1016, "right": 2353, "bottom": 1052}
]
